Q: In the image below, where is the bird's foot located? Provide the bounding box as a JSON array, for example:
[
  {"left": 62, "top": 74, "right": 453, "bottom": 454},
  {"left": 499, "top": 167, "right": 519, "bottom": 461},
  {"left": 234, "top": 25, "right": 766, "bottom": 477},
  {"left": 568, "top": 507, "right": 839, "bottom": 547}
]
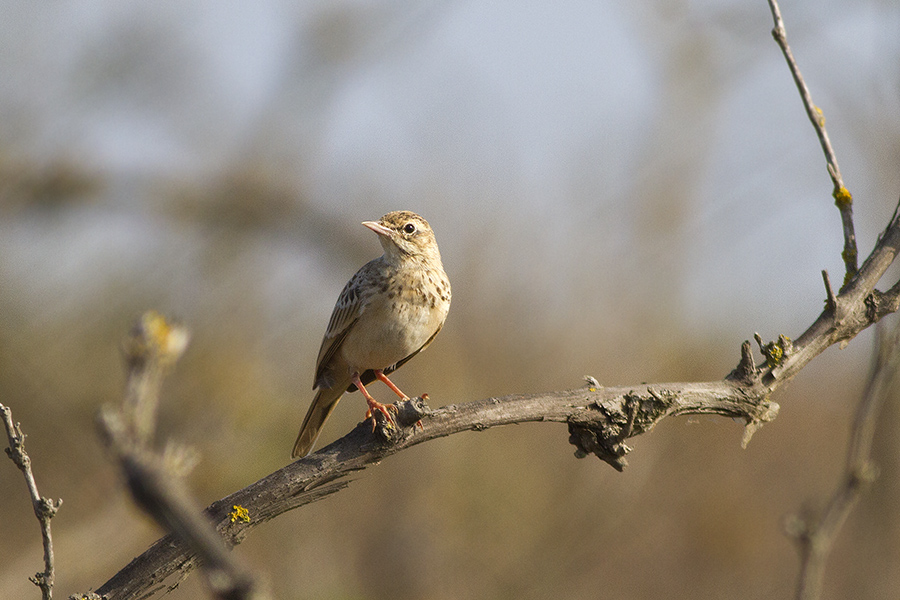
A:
[{"left": 365, "top": 398, "right": 398, "bottom": 430}]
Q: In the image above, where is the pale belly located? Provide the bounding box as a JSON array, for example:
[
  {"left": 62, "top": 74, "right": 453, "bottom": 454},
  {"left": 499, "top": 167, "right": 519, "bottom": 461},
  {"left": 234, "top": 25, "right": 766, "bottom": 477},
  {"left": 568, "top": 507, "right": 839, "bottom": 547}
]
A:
[{"left": 340, "top": 294, "right": 447, "bottom": 371}]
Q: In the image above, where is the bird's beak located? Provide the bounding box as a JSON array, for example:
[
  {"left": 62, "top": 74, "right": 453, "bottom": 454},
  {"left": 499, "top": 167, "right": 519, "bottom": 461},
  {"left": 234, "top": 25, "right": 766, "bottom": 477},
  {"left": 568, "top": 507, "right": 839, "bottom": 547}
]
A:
[{"left": 362, "top": 220, "right": 392, "bottom": 237}]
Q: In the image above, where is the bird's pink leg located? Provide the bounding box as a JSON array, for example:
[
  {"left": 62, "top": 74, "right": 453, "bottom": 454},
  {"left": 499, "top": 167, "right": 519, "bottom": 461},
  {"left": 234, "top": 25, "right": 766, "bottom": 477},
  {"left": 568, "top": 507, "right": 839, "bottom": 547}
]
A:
[
  {"left": 375, "top": 369, "right": 410, "bottom": 400},
  {"left": 353, "top": 372, "right": 396, "bottom": 428},
  {"left": 376, "top": 370, "right": 425, "bottom": 431}
]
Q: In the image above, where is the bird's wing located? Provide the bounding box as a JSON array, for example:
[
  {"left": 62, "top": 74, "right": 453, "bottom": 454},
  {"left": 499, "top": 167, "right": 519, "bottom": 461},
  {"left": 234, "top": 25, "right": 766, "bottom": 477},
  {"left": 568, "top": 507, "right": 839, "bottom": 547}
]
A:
[{"left": 313, "top": 265, "right": 372, "bottom": 388}]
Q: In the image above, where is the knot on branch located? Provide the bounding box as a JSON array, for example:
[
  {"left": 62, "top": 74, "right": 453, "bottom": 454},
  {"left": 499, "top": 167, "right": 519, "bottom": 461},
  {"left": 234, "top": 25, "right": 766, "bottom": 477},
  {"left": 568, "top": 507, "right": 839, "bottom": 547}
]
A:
[
  {"left": 5, "top": 440, "right": 30, "bottom": 469},
  {"left": 727, "top": 340, "right": 758, "bottom": 385},
  {"left": 753, "top": 333, "right": 793, "bottom": 370},
  {"left": 567, "top": 394, "right": 644, "bottom": 472},
  {"left": 740, "top": 401, "right": 780, "bottom": 448},
  {"left": 368, "top": 396, "right": 431, "bottom": 447},
  {"left": 37, "top": 496, "right": 62, "bottom": 520},
  {"left": 568, "top": 421, "right": 631, "bottom": 471},
  {"left": 864, "top": 289, "right": 900, "bottom": 324},
  {"left": 2, "top": 410, "right": 31, "bottom": 469},
  {"left": 29, "top": 572, "right": 52, "bottom": 594}
]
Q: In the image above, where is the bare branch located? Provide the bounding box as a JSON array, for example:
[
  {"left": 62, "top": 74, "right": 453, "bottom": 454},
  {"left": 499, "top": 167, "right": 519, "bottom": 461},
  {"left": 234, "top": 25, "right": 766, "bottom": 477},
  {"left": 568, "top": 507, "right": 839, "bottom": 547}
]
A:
[
  {"left": 92, "top": 202, "right": 900, "bottom": 599},
  {"left": 78, "top": 5, "right": 900, "bottom": 596},
  {"left": 767, "top": 0, "right": 858, "bottom": 282},
  {"left": 1, "top": 403, "right": 61, "bottom": 600},
  {"left": 822, "top": 270, "right": 837, "bottom": 312},
  {"left": 787, "top": 318, "right": 900, "bottom": 600},
  {"left": 765, "top": 3, "right": 899, "bottom": 591}
]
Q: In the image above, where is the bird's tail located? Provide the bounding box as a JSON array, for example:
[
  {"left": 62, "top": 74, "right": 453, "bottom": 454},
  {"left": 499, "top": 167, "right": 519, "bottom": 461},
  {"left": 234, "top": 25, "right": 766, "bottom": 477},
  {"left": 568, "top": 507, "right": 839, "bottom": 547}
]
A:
[{"left": 292, "top": 386, "right": 344, "bottom": 458}]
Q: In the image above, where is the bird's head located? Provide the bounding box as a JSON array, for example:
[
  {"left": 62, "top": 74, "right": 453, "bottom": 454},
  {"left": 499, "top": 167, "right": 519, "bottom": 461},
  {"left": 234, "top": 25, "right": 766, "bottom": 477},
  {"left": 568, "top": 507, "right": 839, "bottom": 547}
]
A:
[{"left": 362, "top": 211, "right": 441, "bottom": 265}]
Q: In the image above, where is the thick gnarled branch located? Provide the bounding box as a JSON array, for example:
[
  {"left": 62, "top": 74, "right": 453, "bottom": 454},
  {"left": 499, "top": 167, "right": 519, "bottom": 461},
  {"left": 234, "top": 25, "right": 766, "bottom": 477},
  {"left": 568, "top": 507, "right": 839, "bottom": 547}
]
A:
[
  {"left": 94, "top": 192, "right": 900, "bottom": 598},
  {"left": 94, "top": 382, "right": 780, "bottom": 600},
  {"left": 88, "top": 1, "right": 900, "bottom": 595}
]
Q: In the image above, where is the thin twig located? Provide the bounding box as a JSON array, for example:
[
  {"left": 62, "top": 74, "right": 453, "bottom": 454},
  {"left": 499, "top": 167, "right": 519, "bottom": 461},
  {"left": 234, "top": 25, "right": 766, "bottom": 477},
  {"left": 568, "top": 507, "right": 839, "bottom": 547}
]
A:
[
  {"left": 767, "top": 0, "right": 858, "bottom": 282},
  {"left": 821, "top": 270, "right": 837, "bottom": 312},
  {"left": 1, "top": 403, "right": 61, "bottom": 600},
  {"left": 787, "top": 318, "right": 900, "bottom": 600},
  {"left": 767, "top": 5, "right": 895, "bottom": 592}
]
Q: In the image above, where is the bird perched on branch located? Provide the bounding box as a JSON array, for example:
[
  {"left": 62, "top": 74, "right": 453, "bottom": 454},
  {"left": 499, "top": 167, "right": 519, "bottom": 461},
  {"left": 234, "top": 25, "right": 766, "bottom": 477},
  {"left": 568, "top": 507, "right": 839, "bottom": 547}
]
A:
[{"left": 292, "top": 211, "right": 451, "bottom": 458}]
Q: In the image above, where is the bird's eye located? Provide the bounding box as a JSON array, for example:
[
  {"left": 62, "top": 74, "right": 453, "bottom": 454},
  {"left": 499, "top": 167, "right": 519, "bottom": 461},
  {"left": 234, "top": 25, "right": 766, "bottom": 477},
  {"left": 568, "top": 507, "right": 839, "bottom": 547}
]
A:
[{"left": 403, "top": 223, "right": 416, "bottom": 234}]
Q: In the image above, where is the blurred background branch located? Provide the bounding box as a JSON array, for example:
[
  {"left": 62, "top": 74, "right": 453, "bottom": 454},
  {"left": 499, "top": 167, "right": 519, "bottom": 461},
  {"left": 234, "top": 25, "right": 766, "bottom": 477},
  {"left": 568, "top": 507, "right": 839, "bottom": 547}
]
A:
[
  {"left": 788, "top": 318, "right": 900, "bottom": 600},
  {"left": 94, "top": 312, "right": 264, "bottom": 600},
  {"left": 2, "top": 1, "right": 899, "bottom": 599}
]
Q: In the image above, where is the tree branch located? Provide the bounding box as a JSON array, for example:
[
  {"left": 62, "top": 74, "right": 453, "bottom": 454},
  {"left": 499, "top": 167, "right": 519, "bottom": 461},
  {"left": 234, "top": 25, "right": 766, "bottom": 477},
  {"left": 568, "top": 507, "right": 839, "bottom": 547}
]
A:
[
  {"left": 767, "top": 0, "right": 858, "bottom": 282},
  {"left": 93, "top": 312, "right": 264, "bottom": 600},
  {"left": 787, "top": 318, "right": 900, "bottom": 600},
  {"left": 1, "top": 403, "right": 61, "bottom": 600},
  {"left": 80, "top": 3, "right": 900, "bottom": 596},
  {"left": 91, "top": 201, "right": 900, "bottom": 599}
]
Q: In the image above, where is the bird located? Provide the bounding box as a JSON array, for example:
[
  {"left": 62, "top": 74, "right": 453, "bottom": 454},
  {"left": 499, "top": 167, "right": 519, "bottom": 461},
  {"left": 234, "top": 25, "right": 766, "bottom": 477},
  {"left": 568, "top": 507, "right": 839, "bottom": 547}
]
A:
[{"left": 291, "top": 210, "right": 451, "bottom": 458}]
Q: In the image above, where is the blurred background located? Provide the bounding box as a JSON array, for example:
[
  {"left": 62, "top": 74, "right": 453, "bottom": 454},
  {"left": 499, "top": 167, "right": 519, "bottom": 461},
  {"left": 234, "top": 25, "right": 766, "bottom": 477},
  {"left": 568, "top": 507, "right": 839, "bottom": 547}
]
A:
[{"left": 2, "top": 1, "right": 900, "bottom": 599}]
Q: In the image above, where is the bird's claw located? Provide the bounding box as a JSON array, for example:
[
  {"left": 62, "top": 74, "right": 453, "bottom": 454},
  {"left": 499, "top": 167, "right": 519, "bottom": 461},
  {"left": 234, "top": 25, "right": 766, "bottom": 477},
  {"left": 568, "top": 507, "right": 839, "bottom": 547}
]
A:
[{"left": 365, "top": 400, "right": 398, "bottom": 430}]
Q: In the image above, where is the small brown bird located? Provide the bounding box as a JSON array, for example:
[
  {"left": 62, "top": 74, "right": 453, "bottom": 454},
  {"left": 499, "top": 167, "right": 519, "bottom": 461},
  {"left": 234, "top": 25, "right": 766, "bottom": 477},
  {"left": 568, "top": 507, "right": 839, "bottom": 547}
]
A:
[{"left": 291, "top": 211, "right": 451, "bottom": 458}]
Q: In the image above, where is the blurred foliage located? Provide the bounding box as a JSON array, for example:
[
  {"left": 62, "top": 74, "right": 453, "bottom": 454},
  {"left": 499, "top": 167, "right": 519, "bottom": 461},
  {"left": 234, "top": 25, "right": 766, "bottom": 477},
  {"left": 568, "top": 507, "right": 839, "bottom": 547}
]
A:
[{"left": 0, "top": 155, "right": 103, "bottom": 211}]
